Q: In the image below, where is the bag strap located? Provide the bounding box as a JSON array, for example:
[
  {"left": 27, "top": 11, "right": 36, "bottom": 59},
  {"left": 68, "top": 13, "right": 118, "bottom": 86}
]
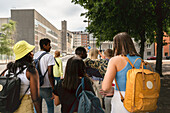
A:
[
  {"left": 115, "top": 57, "right": 146, "bottom": 103},
  {"left": 69, "top": 78, "right": 85, "bottom": 113},
  {"left": 0, "top": 69, "right": 8, "bottom": 77},
  {"left": 19, "top": 85, "right": 30, "bottom": 101},
  {"left": 69, "top": 98, "right": 78, "bottom": 113},
  {"left": 115, "top": 78, "right": 124, "bottom": 102},
  {"left": 123, "top": 56, "right": 135, "bottom": 69},
  {"left": 54, "top": 58, "right": 59, "bottom": 67},
  {"left": 37, "top": 52, "right": 48, "bottom": 60},
  {"left": 115, "top": 56, "right": 137, "bottom": 102},
  {"left": 81, "top": 77, "right": 85, "bottom": 90},
  {"left": 37, "top": 52, "right": 48, "bottom": 77}
]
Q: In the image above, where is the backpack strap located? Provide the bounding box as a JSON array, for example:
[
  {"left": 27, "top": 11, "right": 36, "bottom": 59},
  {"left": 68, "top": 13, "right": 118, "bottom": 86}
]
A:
[
  {"left": 69, "top": 98, "right": 78, "bottom": 113},
  {"left": 19, "top": 85, "right": 30, "bottom": 101},
  {"left": 116, "top": 56, "right": 142, "bottom": 102},
  {"left": 69, "top": 78, "right": 85, "bottom": 113},
  {"left": 54, "top": 58, "right": 59, "bottom": 67},
  {"left": 37, "top": 52, "right": 48, "bottom": 60},
  {"left": 115, "top": 78, "right": 124, "bottom": 102},
  {"left": 0, "top": 69, "right": 8, "bottom": 77},
  {"left": 123, "top": 56, "right": 135, "bottom": 69},
  {"left": 81, "top": 77, "right": 85, "bottom": 90},
  {"left": 37, "top": 52, "right": 48, "bottom": 78}
]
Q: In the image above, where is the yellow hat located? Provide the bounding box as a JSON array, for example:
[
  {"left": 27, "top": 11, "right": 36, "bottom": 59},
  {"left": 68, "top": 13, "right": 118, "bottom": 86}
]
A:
[{"left": 13, "top": 40, "right": 35, "bottom": 60}]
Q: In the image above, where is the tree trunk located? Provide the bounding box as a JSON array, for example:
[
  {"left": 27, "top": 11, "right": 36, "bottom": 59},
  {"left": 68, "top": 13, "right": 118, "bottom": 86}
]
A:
[
  {"left": 139, "top": 30, "right": 146, "bottom": 59},
  {"left": 155, "top": 0, "right": 163, "bottom": 77}
]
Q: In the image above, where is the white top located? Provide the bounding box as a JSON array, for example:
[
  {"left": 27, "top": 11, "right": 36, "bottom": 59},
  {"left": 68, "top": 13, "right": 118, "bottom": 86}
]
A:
[
  {"left": 5, "top": 68, "right": 30, "bottom": 95},
  {"left": 34, "top": 51, "right": 55, "bottom": 88},
  {"left": 111, "top": 90, "right": 129, "bottom": 113}
]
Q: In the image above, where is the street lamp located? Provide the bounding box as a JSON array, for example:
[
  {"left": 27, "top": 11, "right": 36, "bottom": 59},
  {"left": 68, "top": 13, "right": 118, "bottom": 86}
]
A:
[{"left": 83, "top": 20, "right": 90, "bottom": 47}]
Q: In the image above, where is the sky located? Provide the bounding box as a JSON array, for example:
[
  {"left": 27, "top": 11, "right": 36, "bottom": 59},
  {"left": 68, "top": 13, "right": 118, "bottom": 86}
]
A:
[{"left": 0, "top": 0, "right": 87, "bottom": 31}]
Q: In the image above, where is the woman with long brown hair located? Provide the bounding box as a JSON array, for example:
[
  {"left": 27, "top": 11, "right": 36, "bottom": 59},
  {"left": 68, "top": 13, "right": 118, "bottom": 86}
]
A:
[
  {"left": 101, "top": 32, "right": 141, "bottom": 113},
  {"left": 53, "top": 57, "right": 95, "bottom": 113}
]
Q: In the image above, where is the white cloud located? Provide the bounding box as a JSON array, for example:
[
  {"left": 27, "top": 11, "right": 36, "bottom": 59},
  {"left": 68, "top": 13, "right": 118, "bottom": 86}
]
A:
[{"left": 0, "top": 0, "right": 87, "bottom": 31}]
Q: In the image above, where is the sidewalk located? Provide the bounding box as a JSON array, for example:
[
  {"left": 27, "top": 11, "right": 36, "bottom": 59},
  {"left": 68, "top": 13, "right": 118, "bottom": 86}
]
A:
[
  {"left": 148, "top": 62, "right": 170, "bottom": 113},
  {"left": 42, "top": 100, "right": 61, "bottom": 113},
  {"left": 151, "top": 76, "right": 170, "bottom": 113}
]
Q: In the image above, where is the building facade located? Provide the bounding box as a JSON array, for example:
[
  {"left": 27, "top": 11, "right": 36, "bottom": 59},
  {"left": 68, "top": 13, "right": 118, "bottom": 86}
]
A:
[
  {"left": 72, "top": 31, "right": 82, "bottom": 50},
  {"left": 81, "top": 32, "right": 88, "bottom": 47},
  {"left": 155, "top": 32, "right": 170, "bottom": 57},
  {"left": 66, "top": 31, "right": 73, "bottom": 54},
  {"left": 11, "top": 9, "right": 61, "bottom": 55}
]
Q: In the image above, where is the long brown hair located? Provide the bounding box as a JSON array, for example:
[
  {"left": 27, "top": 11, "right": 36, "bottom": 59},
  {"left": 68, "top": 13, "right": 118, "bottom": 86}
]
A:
[
  {"left": 62, "top": 57, "right": 87, "bottom": 90},
  {"left": 113, "top": 32, "right": 140, "bottom": 56}
]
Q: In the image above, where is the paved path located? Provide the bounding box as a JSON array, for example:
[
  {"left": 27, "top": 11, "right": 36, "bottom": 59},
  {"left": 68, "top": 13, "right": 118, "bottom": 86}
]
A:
[
  {"left": 151, "top": 76, "right": 170, "bottom": 113},
  {"left": 0, "top": 58, "right": 170, "bottom": 113}
]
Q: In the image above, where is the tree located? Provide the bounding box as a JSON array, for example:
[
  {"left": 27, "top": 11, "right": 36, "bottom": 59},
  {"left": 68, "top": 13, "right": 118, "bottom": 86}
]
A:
[
  {"left": 72, "top": 0, "right": 157, "bottom": 59},
  {"left": 0, "top": 20, "right": 16, "bottom": 59},
  {"left": 72, "top": 0, "right": 170, "bottom": 76},
  {"left": 155, "top": 0, "right": 170, "bottom": 76}
]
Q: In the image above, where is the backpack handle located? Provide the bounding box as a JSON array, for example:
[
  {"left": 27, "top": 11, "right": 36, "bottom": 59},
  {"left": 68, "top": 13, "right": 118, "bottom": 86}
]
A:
[
  {"left": 75, "top": 77, "right": 85, "bottom": 97},
  {"left": 133, "top": 58, "right": 154, "bottom": 72}
]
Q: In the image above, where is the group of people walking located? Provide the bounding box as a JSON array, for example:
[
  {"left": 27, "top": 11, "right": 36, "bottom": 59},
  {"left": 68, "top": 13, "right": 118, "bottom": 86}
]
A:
[{"left": 2, "top": 32, "right": 144, "bottom": 113}]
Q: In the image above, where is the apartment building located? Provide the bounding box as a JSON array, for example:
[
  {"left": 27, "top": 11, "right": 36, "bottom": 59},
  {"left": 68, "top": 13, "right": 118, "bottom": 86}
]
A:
[
  {"left": 72, "top": 31, "right": 89, "bottom": 51},
  {"left": 11, "top": 9, "right": 61, "bottom": 55}
]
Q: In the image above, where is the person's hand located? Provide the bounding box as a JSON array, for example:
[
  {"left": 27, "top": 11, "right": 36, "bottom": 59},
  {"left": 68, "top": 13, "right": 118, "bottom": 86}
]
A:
[
  {"left": 100, "top": 87, "right": 114, "bottom": 97},
  {"left": 51, "top": 93, "right": 55, "bottom": 100}
]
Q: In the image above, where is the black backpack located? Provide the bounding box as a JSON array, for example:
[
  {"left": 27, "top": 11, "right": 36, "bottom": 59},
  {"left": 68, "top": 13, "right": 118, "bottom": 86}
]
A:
[
  {"left": 70, "top": 77, "right": 104, "bottom": 113},
  {"left": 0, "top": 68, "right": 29, "bottom": 112},
  {"left": 34, "top": 52, "right": 48, "bottom": 86}
]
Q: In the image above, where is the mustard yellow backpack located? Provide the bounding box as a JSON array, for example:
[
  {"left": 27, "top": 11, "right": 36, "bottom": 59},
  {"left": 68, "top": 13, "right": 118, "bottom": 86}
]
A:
[{"left": 115, "top": 57, "right": 161, "bottom": 112}]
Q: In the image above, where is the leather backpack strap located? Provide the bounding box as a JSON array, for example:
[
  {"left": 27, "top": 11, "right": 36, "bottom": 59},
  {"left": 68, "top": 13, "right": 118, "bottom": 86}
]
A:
[
  {"left": 123, "top": 56, "right": 135, "bottom": 69},
  {"left": 115, "top": 78, "right": 124, "bottom": 102},
  {"left": 0, "top": 69, "right": 8, "bottom": 77}
]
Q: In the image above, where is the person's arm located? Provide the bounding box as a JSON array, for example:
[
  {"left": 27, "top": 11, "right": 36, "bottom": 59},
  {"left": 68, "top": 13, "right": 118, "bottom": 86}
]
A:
[
  {"left": 48, "top": 65, "right": 55, "bottom": 89},
  {"left": 27, "top": 69, "right": 41, "bottom": 113},
  {"left": 98, "top": 50, "right": 105, "bottom": 59},
  {"left": 102, "top": 57, "right": 117, "bottom": 92},
  {"left": 54, "top": 95, "right": 60, "bottom": 106}
]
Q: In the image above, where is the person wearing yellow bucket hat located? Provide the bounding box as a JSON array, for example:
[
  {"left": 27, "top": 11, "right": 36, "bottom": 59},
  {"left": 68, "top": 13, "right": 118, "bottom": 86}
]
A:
[
  {"left": 34, "top": 38, "right": 55, "bottom": 113},
  {"left": 3, "top": 40, "right": 41, "bottom": 113}
]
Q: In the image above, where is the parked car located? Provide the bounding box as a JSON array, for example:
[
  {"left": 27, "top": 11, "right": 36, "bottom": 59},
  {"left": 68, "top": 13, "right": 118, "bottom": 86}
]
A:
[
  {"left": 166, "top": 56, "right": 170, "bottom": 60},
  {"left": 147, "top": 56, "right": 156, "bottom": 60}
]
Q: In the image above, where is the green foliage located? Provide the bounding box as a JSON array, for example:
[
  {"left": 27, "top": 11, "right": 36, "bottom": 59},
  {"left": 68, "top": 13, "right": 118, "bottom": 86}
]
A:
[
  {"left": 0, "top": 20, "right": 16, "bottom": 56},
  {"left": 72, "top": 0, "right": 169, "bottom": 42}
]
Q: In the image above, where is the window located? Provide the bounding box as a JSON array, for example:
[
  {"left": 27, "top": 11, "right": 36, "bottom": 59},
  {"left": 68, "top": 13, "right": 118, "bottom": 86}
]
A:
[
  {"left": 165, "top": 52, "right": 168, "bottom": 56},
  {"left": 147, "top": 52, "right": 151, "bottom": 56},
  {"left": 147, "top": 44, "right": 151, "bottom": 49}
]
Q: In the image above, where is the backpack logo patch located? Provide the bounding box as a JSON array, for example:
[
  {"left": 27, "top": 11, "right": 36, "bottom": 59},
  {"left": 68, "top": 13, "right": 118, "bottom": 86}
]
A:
[{"left": 146, "top": 81, "right": 153, "bottom": 89}]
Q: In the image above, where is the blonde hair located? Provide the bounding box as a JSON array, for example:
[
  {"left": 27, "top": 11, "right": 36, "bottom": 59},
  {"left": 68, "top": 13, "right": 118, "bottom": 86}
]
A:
[{"left": 89, "top": 48, "right": 98, "bottom": 59}]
